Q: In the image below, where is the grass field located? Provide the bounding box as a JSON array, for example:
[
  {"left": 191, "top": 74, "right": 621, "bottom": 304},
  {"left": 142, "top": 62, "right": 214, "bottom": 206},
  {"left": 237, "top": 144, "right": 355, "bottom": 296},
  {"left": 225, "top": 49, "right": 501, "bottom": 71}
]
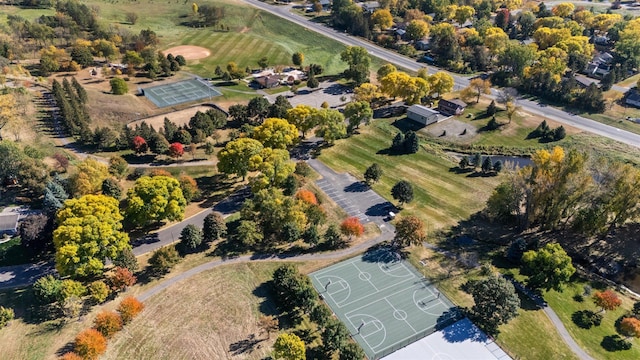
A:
[
  {"left": 408, "top": 247, "right": 580, "bottom": 360},
  {"left": 545, "top": 282, "right": 640, "bottom": 360},
  {"left": 317, "top": 119, "right": 502, "bottom": 229},
  {"left": 102, "top": 261, "right": 330, "bottom": 360}
]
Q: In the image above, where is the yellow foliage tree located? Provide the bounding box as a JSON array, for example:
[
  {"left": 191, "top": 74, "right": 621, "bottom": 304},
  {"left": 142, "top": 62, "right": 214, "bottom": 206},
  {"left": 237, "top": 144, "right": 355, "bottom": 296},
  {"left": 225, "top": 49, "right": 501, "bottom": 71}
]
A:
[
  {"left": 70, "top": 158, "right": 110, "bottom": 196},
  {"left": 484, "top": 27, "right": 509, "bottom": 55},
  {"left": 552, "top": 2, "right": 575, "bottom": 18},
  {"left": 253, "top": 118, "right": 299, "bottom": 149},
  {"left": 371, "top": 9, "right": 394, "bottom": 30}
]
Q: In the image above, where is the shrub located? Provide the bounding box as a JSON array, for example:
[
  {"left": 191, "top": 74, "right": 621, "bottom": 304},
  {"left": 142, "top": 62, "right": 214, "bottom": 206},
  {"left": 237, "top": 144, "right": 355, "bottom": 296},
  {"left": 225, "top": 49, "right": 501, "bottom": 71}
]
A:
[
  {"left": 33, "top": 275, "right": 62, "bottom": 304},
  {"left": 178, "top": 174, "right": 200, "bottom": 203},
  {"left": 148, "top": 245, "right": 181, "bottom": 274},
  {"left": 295, "top": 189, "right": 318, "bottom": 205},
  {"left": 0, "top": 306, "right": 14, "bottom": 328},
  {"left": 88, "top": 281, "right": 110, "bottom": 304},
  {"left": 179, "top": 224, "right": 203, "bottom": 253},
  {"left": 59, "top": 280, "right": 87, "bottom": 302},
  {"left": 109, "top": 267, "right": 137, "bottom": 292},
  {"left": 109, "top": 77, "right": 128, "bottom": 95},
  {"left": 59, "top": 353, "right": 83, "bottom": 360},
  {"left": 340, "top": 217, "right": 364, "bottom": 239},
  {"left": 74, "top": 328, "right": 107, "bottom": 360},
  {"left": 93, "top": 311, "right": 123, "bottom": 338},
  {"left": 113, "top": 248, "right": 139, "bottom": 272},
  {"left": 117, "top": 296, "right": 144, "bottom": 324}
]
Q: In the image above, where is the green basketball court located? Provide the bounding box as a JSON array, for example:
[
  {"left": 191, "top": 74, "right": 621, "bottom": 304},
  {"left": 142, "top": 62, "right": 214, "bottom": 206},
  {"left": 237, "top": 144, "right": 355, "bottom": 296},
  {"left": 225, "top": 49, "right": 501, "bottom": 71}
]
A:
[{"left": 310, "top": 247, "right": 459, "bottom": 359}]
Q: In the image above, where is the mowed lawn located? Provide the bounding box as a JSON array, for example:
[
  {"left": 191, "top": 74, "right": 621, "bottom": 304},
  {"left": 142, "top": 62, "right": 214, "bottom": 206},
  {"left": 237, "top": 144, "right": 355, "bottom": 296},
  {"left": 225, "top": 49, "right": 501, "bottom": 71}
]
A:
[
  {"left": 318, "top": 119, "right": 502, "bottom": 228},
  {"left": 545, "top": 282, "right": 640, "bottom": 360},
  {"left": 175, "top": 6, "right": 348, "bottom": 76}
]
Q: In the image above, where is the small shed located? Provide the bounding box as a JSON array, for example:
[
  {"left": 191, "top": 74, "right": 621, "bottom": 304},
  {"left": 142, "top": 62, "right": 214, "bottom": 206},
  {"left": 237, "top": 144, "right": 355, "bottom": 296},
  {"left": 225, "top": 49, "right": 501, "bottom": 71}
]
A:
[
  {"left": 407, "top": 105, "right": 439, "bottom": 126},
  {"left": 437, "top": 98, "right": 467, "bottom": 116},
  {"left": 0, "top": 213, "right": 19, "bottom": 236}
]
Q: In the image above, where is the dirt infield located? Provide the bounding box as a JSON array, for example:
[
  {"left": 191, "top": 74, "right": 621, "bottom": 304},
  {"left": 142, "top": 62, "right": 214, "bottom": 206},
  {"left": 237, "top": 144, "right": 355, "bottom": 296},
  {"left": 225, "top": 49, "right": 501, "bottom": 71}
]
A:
[
  {"left": 128, "top": 105, "right": 215, "bottom": 130},
  {"left": 163, "top": 45, "right": 211, "bottom": 60}
]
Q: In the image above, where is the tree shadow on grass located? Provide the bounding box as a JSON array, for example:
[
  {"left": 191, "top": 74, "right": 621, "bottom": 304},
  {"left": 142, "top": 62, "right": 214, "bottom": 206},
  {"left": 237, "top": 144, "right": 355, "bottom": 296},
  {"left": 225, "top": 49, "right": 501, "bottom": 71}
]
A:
[
  {"left": 229, "top": 334, "right": 265, "bottom": 356},
  {"left": 55, "top": 341, "right": 75, "bottom": 357},
  {"left": 601, "top": 335, "right": 632, "bottom": 352},
  {"left": 391, "top": 117, "right": 426, "bottom": 133}
]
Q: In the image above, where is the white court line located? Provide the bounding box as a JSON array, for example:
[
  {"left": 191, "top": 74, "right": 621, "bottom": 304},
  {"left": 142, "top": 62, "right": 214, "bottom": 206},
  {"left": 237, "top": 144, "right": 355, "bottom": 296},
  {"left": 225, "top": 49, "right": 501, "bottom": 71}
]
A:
[
  {"left": 385, "top": 298, "right": 418, "bottom": 334},
  {"left": 347, "top": 314, "right": 387, "bottom": 351},
  {"left": 352, "top": 263, "right": 379, "bottom": 292}
]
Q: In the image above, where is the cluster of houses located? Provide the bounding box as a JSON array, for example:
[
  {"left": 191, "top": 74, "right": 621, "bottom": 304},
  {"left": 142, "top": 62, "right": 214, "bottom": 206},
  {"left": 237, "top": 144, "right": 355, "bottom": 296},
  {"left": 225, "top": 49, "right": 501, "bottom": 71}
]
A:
[
  {"left": 251, "top": 68, "right": 306, "bottom": 89},
  {"left": 406, "top": 98, "right": 467, "bottom": 126}
]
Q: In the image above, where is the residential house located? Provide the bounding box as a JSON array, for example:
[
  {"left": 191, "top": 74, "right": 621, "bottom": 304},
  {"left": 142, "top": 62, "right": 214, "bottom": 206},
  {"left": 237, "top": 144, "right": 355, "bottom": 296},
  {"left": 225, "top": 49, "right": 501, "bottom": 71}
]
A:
[
  {"left": 407, "top": 105, "right": 439, "bottom": 126},
  {"left": 360, "top": 1, "right": 380, "bottom": 13},
  {"left": 415, "top": 39, "right": 430, "bottom": 51},
  {"left": 437, "top": 98, "right": 467, "bottom": 116},
  {"left": 625, "top": 89, "right": 640, "bottom": 108},
  {"left": 0, "top": 214, "right": 19, "bottom": 236},
  {"left": 584, "top": 52, "right": 614, "bottom": 79},
  {"left": 282, "top": 69, "right": 305, "bottom": 84},
  {"left": 573, "top": 75, "right": 596, "bottom": 89}
]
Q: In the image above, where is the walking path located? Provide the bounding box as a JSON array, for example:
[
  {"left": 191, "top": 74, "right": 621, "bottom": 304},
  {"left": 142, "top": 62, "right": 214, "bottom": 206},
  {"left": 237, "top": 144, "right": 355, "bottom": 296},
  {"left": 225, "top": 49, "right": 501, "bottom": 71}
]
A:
[{"left": 424, "top": 242, "right": 594, "bottom": 360}]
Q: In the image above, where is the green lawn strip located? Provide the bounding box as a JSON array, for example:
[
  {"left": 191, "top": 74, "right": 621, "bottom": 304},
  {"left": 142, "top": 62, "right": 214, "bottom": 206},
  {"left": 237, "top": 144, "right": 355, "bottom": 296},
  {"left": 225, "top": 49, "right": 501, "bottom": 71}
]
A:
[
  {"left": 581, "top": 113, "right": 640, "bottom": 136},
  {"left": 317, "top": 119, "right": 500, "bottom": 228},
  {"left": 545, "top": 282, "right": 640, "bottom": 360}
]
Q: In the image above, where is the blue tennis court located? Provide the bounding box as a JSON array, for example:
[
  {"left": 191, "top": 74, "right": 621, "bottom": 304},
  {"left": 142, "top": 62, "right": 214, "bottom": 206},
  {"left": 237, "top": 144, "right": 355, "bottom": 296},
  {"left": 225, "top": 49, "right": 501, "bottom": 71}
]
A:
[
  {"left": 310, "top": 247, "right": 459, "bottom": 359},
  {"left": 141, "top": 78, "right": 222, "bottom": 108}
]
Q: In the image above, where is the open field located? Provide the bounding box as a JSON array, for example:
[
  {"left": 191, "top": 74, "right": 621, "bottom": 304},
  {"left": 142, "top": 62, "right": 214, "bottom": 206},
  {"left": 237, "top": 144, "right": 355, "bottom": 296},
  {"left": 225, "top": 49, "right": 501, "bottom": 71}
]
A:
[
  {"left": 317, "top": 119, "right": 502, "bottom": 229},
  {"left": 103, "top": 261, "right": 333, "bottom": 360}
]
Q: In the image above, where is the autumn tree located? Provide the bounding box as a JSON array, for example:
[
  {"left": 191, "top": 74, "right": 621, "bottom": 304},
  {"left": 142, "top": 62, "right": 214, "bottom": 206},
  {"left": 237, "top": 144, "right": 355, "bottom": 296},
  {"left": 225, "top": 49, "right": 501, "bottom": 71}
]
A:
[
  {"left": 257, "top": 315, "right": 279, "bottom": 339},
  {"left": 54, "top": 195, "right": 130, "bottom": 278},
  {"left": 93, "top": 311, "right": 123, "bottom": 338},
  {"left": 117, "top": 296, "right": 145, "bottom": 324},
  {"left": 203, "top": 212, "right": 227, "bottom": 242},
  {"left": 74, "top": 329, "right": 107, "bottom": 360},
  {"left": 168, "top": 142, "right": 184, "bottom": 158},
  {"left": 59, "top": 353, "right": 83, "bottom": 360},
  {"left": 620, "top": 317, "right": 640, "bottom": 340},
  {"left": 295, "top": 189, "right": 318, "bottom": 205},
  {"left": 108, "top": 267, "right": 137, "bottom": 292},
  {"left": 593, "top": 289, "right": 622, "bottom": 313},
  {"left": 132, "top": 135, "right": 148, "bottom": 154},
  {"left": 340, "top": 217, "right": 364, "bottom": 240},
  {"left": 292, "top": 52, "right": 304, "bottom": 68},
  {"left": 427, "top": 72, "right": 454, "bottom": 98},
  {"left": 311, "top": 108, "right": 347, "bottom": 145},
  {"left": 391, "top": 180, "right": 414, "bottom": 207},
  {"left": 353, "top": 83, "right": 383, "bottom": 105},
  {"left": 88, "top": 280, "right": 110, "bottom": 304},
  {"left": 371, "top": 9, "right": 393, "bottom": 30},
  {"left": 69, "top": 158, "right": 110, "bottom": 196},
  {"left": 253, "top": 118, "right": 299, "bottom": 149},
  {"left": 108, "top": 155, "right": 129, "bottom": 180},
  {"left": 273, "top": 333, "right": 306, "bottom": 360},
  {"left": 0, "top": 306, "right": 14, "bottom": 328},
  {"left": 462, "top": 78, "right": 491, "bottom": 103},
  {"left": 522, "top": 243, "right": 575, "bottom": 291},
  {"left": 364, "top": 163, "right": 383, "bottom": 185},
  {"left": 217, "top": 138, "right": 264, "bottom": 180},
  {"left": 393, "top": 215, "right": 425, "bottom": 248},
  {"left": 405, "top": 19, "right": 430, "bottom": 41},
  {"left": 125, "top": 176, "right": 187, "bottom": 227}
]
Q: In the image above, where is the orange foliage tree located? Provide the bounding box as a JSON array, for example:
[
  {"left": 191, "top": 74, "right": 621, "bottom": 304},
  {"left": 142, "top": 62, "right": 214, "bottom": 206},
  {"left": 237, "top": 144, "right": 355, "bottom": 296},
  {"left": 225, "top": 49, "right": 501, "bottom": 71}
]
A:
[
  {"left": 117, "top": 296, "right": 145, "bottom": 324},
  {"left": 59, "top": 352, "right": 83, "bottom": 360},
  {"left": 295, "top": 189, "right": 318, "bottom": 205},
  {"left": 148, "top": 169, "right": 173, "bottom": 177},
  {"left": 109, "top": 267, "right": 137, "bottom": 292},
  {"left": 593, "top": 289, "right": 622, "bottom": 312},
  {"left": 74, "top": 328, "right": 107, "bottom": 360},
  {"left": 93, "top": 310, "right": 123, "bottom": 338},
  {"left": 340, "top": 217, "right": 364, "bottom": 240},
  {"left": 620, "top": 317, "right": 640, "bottom": 340}
]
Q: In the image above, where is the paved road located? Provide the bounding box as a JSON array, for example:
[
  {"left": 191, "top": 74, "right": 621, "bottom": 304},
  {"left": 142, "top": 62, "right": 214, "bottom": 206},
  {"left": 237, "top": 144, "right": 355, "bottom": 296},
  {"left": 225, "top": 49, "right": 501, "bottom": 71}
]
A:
[{"left": 242, "top": 0, "right": 640, "bottom": 149}]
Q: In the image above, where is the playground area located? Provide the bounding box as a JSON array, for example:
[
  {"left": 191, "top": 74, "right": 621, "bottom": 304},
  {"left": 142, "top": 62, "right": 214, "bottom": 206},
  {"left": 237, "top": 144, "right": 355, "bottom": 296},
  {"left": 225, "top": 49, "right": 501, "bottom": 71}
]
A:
[
  {"left": 310, "top": 248, "right": 459, "bottom": 359},
  {"left": 141, "top": 78, "right": 222, "bottom": 108}
]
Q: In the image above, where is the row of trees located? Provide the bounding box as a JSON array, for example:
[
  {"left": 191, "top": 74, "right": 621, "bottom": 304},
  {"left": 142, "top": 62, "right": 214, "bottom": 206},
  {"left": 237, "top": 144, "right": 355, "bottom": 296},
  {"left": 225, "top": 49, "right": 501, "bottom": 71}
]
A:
[
  {"left": 270, "top": 264, "right": 365, "bottom": 359},
  {"left": 51, "top": 78, "right": 91, "bottom": 140},
  {"left": 486, "top": 146, "right": 640, "bottom": 236}
]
